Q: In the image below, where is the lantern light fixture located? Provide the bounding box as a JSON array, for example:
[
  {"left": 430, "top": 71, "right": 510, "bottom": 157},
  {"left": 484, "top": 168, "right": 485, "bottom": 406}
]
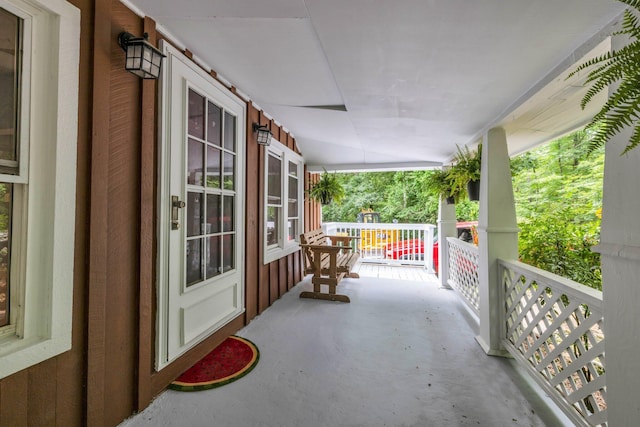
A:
[
  {"left": 253, "top": 123, "right": 273, "bottom": 146},
  {"left": 118, "top": 32, "right": 166, "bottom": 79}
]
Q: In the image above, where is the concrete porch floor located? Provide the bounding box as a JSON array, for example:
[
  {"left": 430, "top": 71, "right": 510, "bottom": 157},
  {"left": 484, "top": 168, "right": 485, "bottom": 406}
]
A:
[{"left": 121, "top": 265, "right": 570, "bottom": 427}]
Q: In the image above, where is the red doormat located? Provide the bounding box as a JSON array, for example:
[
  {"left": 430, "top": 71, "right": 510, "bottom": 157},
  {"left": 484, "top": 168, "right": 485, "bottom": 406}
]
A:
[{"left": 169, "top": 336, "right": 259, "bottom": 392}]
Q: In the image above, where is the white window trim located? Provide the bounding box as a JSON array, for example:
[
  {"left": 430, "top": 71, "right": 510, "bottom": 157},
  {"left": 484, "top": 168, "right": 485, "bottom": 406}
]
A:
[
  {"left": 263, "top": 139, "right": 304, "bottom": 264},
  {"left": 0, "top": 0, "right": 79, "bottom": 380}
]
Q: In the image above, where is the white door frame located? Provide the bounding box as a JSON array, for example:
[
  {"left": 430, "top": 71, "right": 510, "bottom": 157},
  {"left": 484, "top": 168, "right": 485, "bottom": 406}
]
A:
[{"left": 156, "top": 42, "right": 246, "bottom": 370}]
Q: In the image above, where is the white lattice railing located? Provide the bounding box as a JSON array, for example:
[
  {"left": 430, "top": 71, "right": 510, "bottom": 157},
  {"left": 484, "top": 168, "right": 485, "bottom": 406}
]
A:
[
  {"left": 447, "top": 237, "right": 479, "bottom": 314},
  {"left": 323, "top": 222, "right": 436, "bottom": 271},
  {"left": 500, "top": 260, "right": 606, "bottom": 427}
]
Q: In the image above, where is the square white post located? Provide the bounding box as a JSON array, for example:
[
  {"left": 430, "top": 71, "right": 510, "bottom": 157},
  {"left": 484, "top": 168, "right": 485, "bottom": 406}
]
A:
[
  {"left": 437, "top": 194, "right": 457, "bottom": 288},
  {"left": 476, "top": 127, "right": 519, "bottom": 356}
]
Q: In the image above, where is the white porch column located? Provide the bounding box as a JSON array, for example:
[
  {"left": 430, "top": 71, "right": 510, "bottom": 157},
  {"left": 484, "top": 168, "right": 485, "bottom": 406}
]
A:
[
  {"left": 595, "top": 63, "right": 640, "bottom": 425},
  {"left": 437, "top": 195, "right": 456, "bottom": 288},
  {"left": 476, "top": 127, "right": 519, "bottom": 356}
]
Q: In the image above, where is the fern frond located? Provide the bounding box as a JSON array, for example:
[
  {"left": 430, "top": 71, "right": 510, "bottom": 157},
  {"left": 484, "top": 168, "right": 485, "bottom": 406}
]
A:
[
  {"left": 567, "top": 51, "right": 613, "bottom": 79},
  {"left": 618, "top": 9, "right": 640, "bottom": 38},
  {"left": 616, "top": 0, "right": 640, "bottom": 13},
  {"left": 623, "top": 121, "right": 640, "bottom": 153}
]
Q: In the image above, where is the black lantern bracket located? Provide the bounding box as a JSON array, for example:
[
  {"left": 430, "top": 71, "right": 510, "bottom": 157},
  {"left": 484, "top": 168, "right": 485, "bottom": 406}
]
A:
[
  {"left": 253, "top": 123, "right": 273, "bottom": 146},
  {"left": 118, "top": 31, "right": 166, "bottom": 79}
]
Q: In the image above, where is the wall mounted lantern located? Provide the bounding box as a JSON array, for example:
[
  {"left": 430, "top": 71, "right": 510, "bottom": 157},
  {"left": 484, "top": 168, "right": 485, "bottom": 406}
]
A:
[
  {"left": 253, "top": 123, "right": 273, "bottom": 146},
  {"left": 118, "top": 32, "right": 165, "bottom": 79}
]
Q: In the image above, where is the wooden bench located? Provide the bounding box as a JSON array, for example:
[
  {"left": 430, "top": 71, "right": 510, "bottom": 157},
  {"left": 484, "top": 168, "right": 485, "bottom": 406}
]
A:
[{"left": 299, "top": 228, "right": 360, "bottom": 303}]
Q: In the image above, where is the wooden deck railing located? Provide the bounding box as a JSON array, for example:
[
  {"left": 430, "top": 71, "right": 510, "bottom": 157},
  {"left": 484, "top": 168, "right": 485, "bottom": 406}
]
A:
[{"left": 322, "top": 222, "right": 436, "bottom": 272}]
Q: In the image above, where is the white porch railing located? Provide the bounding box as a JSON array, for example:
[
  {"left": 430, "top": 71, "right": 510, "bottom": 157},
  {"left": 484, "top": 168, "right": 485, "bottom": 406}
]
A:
[
  {"left": 447, "top": 237, "right": 480, "bottom": 315},
  {"left": 322, "top": 222, "right": 436, "bottom": 272},
  {"left": 500, "top": 260, "right": 606, "bottom": 427}
]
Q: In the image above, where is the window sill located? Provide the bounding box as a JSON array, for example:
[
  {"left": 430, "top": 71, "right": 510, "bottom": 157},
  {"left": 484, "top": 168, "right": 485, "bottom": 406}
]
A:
[{"left": 264, "top": 242, "right": 301, "bottom": 265}]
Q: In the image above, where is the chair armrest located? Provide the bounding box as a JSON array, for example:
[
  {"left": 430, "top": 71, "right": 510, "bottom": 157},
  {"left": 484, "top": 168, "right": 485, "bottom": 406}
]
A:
[{"left": 300, "top": 243, "right": 353, "bottom": 253}]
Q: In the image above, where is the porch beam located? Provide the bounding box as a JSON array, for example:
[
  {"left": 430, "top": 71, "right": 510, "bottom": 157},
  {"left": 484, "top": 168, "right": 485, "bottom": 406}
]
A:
[{"left": 476, "top": 127, "right": 519, "bottom": 356}]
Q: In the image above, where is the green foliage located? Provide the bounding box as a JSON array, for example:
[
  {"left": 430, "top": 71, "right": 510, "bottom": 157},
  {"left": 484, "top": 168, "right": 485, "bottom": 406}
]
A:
[
  {"left": 422, "top": 169, "right": 462, "bottom": 203},
  {"left": 449, "top": 144, "right": 482, "bottom": 186},
  {"left": 321, "top": 170, "right": 477, "bottom": 224},
  {"left": 512, "top": 132, "right": 604, "bottom": 290},
  {"left": 568, "top": 1, "right": 640, "bottom": 154}
]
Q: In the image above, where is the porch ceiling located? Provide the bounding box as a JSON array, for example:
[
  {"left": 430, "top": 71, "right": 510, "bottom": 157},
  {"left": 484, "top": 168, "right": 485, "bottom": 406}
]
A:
[{"left": 124, "top": 0, "right": 624, "bottom": 170}]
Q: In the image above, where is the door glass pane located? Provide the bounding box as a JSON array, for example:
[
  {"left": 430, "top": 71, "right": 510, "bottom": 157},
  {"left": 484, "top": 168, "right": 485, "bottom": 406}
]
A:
[
  {"left": 206, "top": 236, "right": 221, "bottom": 278},
  {"left": 267, "top": 206, "right": 279, "bottom": 246},
  {"left": 186, "top": 239, "right": 203, "bottom": 287},
  {"left": 223, "top": 234, "right": 234, "bottom": 272},
  {"left": 187, "top": 192, "right": 203, "bottom": 237},
  {"left": 223, "top": 196, "right": 234, "bottom": 232},
  {"left": 207, "top": 101, "right": 221, "bottom": 146},
  {"left": 0, "top": 183, "right": 11, "bottom": 327},
  {"left": 223, "top": 112, "right": 235, "bottom": 151},
  {"left": 206, "top": 145, "right": 220, "bottom": 188},
  {"left": 223, "top": 152, "right": 235, "bottom": 190},
  {"left": 267, "top": 154, "right": 281, "bottom": 205},
  {"left": 188, "top": 89, "right": 205, "bottom": 139},
  {"left": 187, "top": 138, "right": 203, "bottom": 186},
  {"left": 288, "top": 175, "right": 298, "bottom": 217},
  {"left": 206, "top": 194, "right": 221, "bottom": 234},
  {"left": 0, "top": 9, "right": 20, "bottom": 173}
]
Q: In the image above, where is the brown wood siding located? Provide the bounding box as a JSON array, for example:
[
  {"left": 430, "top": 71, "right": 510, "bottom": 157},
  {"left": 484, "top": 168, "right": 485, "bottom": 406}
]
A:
[
  {"left": 102, "top": 3, "right": 143, "bottom": 425},
  {"left": 137, "top": 16, "right": 158, "bottom": 411},
  {"left": 244, "top": 102, "right": 260, "bottom": 322},
  {"left": 305, "top": 170, "right": 322, "bottom": 231}
]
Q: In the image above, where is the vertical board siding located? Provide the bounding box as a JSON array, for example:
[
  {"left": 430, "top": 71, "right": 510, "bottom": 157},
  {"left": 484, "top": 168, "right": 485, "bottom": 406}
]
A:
[
  {"left": 258, "top": 112, "right": 270, "bottom": 314},
  {"left": 245, "top": 103, "right": 260, "bottom": 322},
  {"left": 279, "top": 257, "right": 287, "bottom": 297},
  {"left": 0, "top": 370, "right": 28, "bottom": 427},
  {"left": 27, "top": 359, "right": 57, "bottom": 425},
  {"left": 137, "top": 16, "right": 158, "bottom": 411},
  {"left": 104, "top": 2, "right": 142, "bottom": 424},
  {"left": 86, "top": 0, "right": 112, "bottom": 423}
]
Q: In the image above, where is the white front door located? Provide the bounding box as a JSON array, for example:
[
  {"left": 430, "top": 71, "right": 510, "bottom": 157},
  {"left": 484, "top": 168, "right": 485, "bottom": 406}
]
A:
[{"left": 157, "top": 43, "right": 245, "bottom": 368}]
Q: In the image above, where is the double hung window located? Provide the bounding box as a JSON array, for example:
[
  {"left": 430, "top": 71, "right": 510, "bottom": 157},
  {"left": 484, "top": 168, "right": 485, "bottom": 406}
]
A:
[
  {"left": 0, "top": 0, "right": 79, "bottom": 379},
  {"left": 264, "top": 140, "right": 303, "bottom": 264}
]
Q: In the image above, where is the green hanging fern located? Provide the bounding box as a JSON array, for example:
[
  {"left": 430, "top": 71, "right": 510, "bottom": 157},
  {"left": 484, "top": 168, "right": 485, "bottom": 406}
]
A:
[{"left": 568, "top": 0, "right": 640, "bottom": 154}]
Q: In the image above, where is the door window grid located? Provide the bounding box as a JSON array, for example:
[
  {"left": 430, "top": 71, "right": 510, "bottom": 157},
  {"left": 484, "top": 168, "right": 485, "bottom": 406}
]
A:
[{"left": 185, "top": 88, "right": 237, "bottom": 288}]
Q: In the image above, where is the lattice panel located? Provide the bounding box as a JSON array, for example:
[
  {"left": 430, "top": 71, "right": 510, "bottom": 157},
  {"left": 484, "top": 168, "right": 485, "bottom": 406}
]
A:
[
  {"left": 447, "top": 238, "right": 479, "bottom": 314},
  {"left": 502, "top": 264, "right": 607, "bottom": 427}
]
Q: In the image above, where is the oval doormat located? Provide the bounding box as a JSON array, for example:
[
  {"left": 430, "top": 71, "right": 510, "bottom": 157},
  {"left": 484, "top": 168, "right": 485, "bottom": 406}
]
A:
[{"left": 169, "top": 336, "right": 259, "bottom": 392}]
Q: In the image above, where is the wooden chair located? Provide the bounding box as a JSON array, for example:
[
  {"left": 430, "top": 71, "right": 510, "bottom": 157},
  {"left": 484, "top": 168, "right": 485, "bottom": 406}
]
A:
[{"left": 299, "top": 229, "right": 360, "bottom": 303}]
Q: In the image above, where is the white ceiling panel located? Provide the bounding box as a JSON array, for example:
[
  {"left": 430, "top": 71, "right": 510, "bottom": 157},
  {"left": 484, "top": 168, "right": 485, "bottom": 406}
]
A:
[{"left": 124, "top": 0, "right": 626, "bottom": 169}]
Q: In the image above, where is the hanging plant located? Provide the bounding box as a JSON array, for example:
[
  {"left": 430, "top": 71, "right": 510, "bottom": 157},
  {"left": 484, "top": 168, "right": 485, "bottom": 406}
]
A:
[
  {"left": 568, "top": 0, "right": 640, "bottom": 154},
  {"left": 308, "top": 170, "right": 345, "bottom": 205},
  {"left": 449, "top": 144, "right": 482, "bottom": 201},
  {"left": 425, "top": 169, "right": 464, "bottom": 204}
]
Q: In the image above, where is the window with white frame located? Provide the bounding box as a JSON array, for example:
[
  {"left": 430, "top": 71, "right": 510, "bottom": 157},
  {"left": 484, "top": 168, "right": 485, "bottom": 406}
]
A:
[
  {"left": 0, "top": 0, "right": 79, "bottom": 379},
  {"left": 264, "top": 140, "right": 303, "bottom": 264}
]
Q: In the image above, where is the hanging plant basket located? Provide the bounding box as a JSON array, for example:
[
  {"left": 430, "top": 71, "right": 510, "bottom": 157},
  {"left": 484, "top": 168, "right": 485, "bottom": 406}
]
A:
[
  {"left": 320, "top": 193, "right": 332, "bottom": 205},
  {"left": 467, "top": 179, "right": 480, "bottom": 201},
  {"left": 308, "top": 170, "right": 345, "bottom": 206}
]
